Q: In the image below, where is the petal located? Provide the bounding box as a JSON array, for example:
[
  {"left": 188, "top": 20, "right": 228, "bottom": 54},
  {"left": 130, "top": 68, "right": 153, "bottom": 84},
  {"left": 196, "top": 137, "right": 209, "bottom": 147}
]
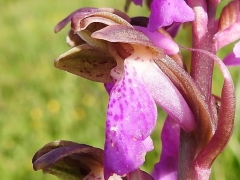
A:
[
  {"left": 143, "top": 61, "right": 195, "bottom": 132},
  {"left": 54, "top": 7, "right": 97, "bottom": 33},
  {"left": 54, "top": 44, "right": 116, "bottom": 83},
  {"left": 71, "top": 8, "right": 131, "bottom": 33},
  {"left": 92, "top": 25, "right": 165, "bottom": 56},
  {"left": 104, "top": 83, "right": 115, "bottom": 95},
  {"left": 104, "top": 48, "right": 157, "bottom": 178},
  {"left": 55, "top": 8, "right": 130, "bottom": 33},
  {"left": 132, "top": 0, "right": 143, "bottom": 6},
  {"left": 148, "top": 0, "right": 195, "bottom": 31},
  {"left": 135, "top": 26, "right": 179, "bottom": 55},
  {"left": 92, "top": 25, "right": 157, "bottom": 50},
  {"left": 233, "top": 41, "right": 240, "bottom": 58},
  {"left": 223, "top": 51, "right": 240, "bottom": 67},
  {"left": 66, "top": 30, "right": 86, "bottom": 47},
  {"left": 164, "top": 23, "right": 181, "bottom": 38},
  {"left": 154, "top": 55, "right": 212, "bottom": 149},
  {"left": 214, "top": 22, "right": 240, "bottom": 50},
  {"left": 151, "top": 116, "right": 179, "bottom": 180},
  {"left": 32, "top": 140, "right": 104, "bottom": 180}
]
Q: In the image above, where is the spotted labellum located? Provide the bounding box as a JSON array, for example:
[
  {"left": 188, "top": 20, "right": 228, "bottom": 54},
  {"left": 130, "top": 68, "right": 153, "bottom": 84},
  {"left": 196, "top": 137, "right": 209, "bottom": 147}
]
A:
[{"left": 33, "top": 0, "right": 238, "bottom": 180}]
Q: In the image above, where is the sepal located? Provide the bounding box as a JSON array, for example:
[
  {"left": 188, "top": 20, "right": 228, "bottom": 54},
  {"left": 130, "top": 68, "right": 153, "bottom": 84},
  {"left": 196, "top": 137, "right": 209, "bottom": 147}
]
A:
[
  {"left": 32, "top": 140, "right": 104, "bottom": 180},
  {"left": 54, "top": 44, "right": 116, "bottom": 83}
]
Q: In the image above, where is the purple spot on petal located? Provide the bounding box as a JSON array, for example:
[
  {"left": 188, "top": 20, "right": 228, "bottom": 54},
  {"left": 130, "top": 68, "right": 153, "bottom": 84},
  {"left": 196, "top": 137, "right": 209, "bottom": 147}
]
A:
[
  {"left": 130, "top": 88, "right": 135, "bottom": 95},
  {"left": 114, "top": 114, "right": 119, "bottom": 121},
  {"left": 135, "top": 57, "right": 140, "bottom": 61}
]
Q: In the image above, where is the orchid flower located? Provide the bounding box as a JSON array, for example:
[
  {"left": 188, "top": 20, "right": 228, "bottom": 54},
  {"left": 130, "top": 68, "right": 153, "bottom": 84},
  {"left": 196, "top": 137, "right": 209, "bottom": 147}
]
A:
[
  {"left": 33, "top": 0, "right": 238, "bottom": 180},
  {"left": 53, "top": 7, "right": 197, "bottom": 179}
]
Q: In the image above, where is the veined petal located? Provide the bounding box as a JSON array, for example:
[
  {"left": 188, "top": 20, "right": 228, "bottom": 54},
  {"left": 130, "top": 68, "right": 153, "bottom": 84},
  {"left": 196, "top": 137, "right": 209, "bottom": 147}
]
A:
[
  {"left": 104, "top": 47, "right": 157, "bottom": 178},
  {"left": 148, "top": 0, "right": 195, "bottom": 31},
  {"left": 54, "top": 44, "right": 116, "bottom": 83},
  {"left": 151, "top": 116, "right": 179, "bottom": 180}
]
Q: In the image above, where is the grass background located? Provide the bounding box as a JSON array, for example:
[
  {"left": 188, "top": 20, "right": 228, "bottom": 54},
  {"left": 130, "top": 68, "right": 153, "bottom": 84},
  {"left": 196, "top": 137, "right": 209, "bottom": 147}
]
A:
[{"left": 0, "top": 0, "right": 239, "bottom": 179}]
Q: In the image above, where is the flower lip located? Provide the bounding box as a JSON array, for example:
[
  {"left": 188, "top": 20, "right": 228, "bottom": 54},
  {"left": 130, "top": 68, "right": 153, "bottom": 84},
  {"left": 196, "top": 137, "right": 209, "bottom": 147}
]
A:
[{"left": 104, "top": 52, "right": 157, "bottom": 178}]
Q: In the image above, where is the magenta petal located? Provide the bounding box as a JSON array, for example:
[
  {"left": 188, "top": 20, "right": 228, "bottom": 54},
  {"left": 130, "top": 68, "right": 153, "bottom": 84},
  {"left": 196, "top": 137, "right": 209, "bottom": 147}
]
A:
[
  {"left": 151, "top": 116, "right": 179, "bottom": 180},
  {"left": 132, "top": 0, "right": 143, "bottom": 6},
  {"left": 223, "top": 41, "right": 240, "bottom": 66},
  {"left": 214, "top": 22, "right": 240, "bottom": 50},
  {"left": 104, "top": 60, "right": 157, "bottom": 178},
  {"left": 223, "top": 42, "right": 240, "bottom": 67},
  {"left": 135, "top": 26, "right": 179, "bottom": 55},
  {"left": 143, "top": 62, "right": 196, "bottom": 132},
  {"left": 104, "top": 83, "right": 115, "bottom": 95},
  {"left": 223, "top": 52, "right": 240, "bottom": 67},
  {"left": 148, "top": 0, "right": 195, "bottom": 31}
]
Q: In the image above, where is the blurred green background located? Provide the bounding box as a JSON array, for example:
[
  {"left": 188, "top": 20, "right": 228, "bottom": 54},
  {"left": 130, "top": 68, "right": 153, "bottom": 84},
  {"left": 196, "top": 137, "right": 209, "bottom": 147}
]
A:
[{"left": 0, "top": 0, "right": 239, "bottom": 179}]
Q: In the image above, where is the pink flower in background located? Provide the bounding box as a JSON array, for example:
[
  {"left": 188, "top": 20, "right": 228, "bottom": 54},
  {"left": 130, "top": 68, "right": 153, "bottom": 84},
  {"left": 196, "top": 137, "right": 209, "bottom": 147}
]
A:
[
  {"left": 132, "top": 0, "right": 143, "bottom": 6},
  {"left": 223, "top": 41, "right": 240, "bottom": 66}
]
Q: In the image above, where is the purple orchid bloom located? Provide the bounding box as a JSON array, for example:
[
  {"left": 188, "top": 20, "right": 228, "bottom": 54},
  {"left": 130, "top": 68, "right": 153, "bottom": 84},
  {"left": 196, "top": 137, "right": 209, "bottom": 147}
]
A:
[
  {"left": 126, "top": 0, "right": 236, "bottom": 179},
  {"left": 52, "top": 8, "right": 196, "bottom": 179},
  {"left": 33, "top": 0, "right": 237, "bottom": 180}
]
